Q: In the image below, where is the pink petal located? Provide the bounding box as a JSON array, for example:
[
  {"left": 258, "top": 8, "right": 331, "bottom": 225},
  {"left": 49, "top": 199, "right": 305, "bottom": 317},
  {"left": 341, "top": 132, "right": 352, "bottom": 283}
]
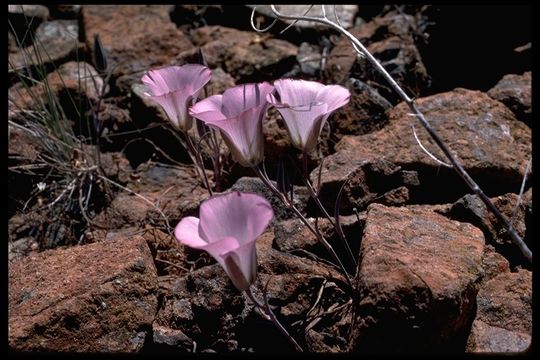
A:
[
  {"left": 142, "top": 65, "right": 211, "bottom": 97},
  {"left": 204, "top": 105, "right": 267, "bottom": 166},
  {"left": 199, "top": 192, "right": 274, "bottom": 247},
  {"left": 315, "top": 84, "right": 351, "bottom": 113},
  {"left": 141, "top": 69, "right": 168, "bottom": 97},
  {"left": 220, "top": 240, "right": 258, "bottom": 291},
  {"left": 222, "top": 82, "right": 274, "bottom": 118},
  {"left": 202, "top": 236, "right": 239, "bottom": 268},
  {"left": 271, "top": 79, "right": 325, "bottom": 107},
  {"left": 273, "top": 101, "right": 328, "bottom": 151},
  {"left": 141, "top": 65, "right": 212, "bottom": 131},
  {"left": 189, "top": 94, "right": 226, "bottom": 122},
  {"left": 174, "top": 216, "right": 207, "bottom": 248},
  {"left": 172, "top": 64, "right": 212, "bottom": 98},
  {"left": 150, "top": 92, "right": 192, "bottom": 130}
]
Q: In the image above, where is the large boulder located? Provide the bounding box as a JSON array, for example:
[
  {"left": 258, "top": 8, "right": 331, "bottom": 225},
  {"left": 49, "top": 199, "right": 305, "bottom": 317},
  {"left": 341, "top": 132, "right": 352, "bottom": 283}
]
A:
[
  {"left": 351, "top": 203, "right": 485, "bottom": 353},
  {"left": 9, "top": 235, "right": 158, "bottom": 352}
]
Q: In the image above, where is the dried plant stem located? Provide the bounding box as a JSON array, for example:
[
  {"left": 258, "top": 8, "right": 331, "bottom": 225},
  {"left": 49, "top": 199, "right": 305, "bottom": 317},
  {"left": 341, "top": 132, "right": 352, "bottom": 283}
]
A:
[
  {"left": 245, "top": 286, "right": 303, "bottom": 352},
  {"left": 266, "top": 5, "right": 532, "bottom": 263},
  {"left": 170, "top": 129, "right": 213, "bottom": 196},
  {"left": 196, "top": 128, "right": 223, "bottom": 192},
  {"left": 301, "top": 152, "right": 357, "bottom": 269},
  {"left": 510, "top": 157, "right": 531, "bottom": 226},
  {"left": 184, "top": 130, "right": 213, "bottom": 196},
  {"left": 252, "top": 165, "right": 353, "bottom": 287}
]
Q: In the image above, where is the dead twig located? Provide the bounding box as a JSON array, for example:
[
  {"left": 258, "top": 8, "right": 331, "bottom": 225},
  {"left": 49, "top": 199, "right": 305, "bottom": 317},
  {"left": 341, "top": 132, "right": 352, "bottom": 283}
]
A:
[{"left": 261, "top": 5, "right": 532, "bottom": 263}]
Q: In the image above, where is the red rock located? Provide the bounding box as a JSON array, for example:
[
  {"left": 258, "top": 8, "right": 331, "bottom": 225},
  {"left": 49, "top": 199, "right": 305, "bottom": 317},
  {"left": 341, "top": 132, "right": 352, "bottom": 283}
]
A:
[
  {"left": 183, "top": 25, "right": 297, "bottom": 82},
  {"left": 153, "top": 263, "right": 244, "bottom": 352},
  {"left": 324, "top": 26, "right": 365, "bottom": 84},
  {"left": 367, "top": 35, "right": 429, "bottom": 98},
  {"left": 466, "top": 320, "right": 530, "bottom": 353},
  {"left": 466, "top": 269, "right": 532, "bottom": 353},
  {"left": 325, "top": 10, "right": 429, "bottom": 93},
  {"left": 97, "top": 101, "right": 133, "bottom": 137},
  {"left": 82, "top": 5, "right": 192, "bottom": 90},
  {"left": 229, "top": 176, "right": 310, "bottom": 222},
  {"left": 205, "top": 67, "right": 236, "bottom": 96},
  {"left": 475, "top": 269, "right": 531, "bottom": 334},
  {"left": 351, "top": 203, "right": 485, "bottom": 353},
  {"left": 448, "top": 191, "right": 531, "bottom": 267},
  {"left": 329, "top": 79, "right": 392, "bottom": 141},
  {"left": 257, "top": 230, "right": 345, "bottom": 282},
  {"left": 327, "top": 89, "right": 531, "bottom": 201},
  {"left": 273, "top": 214, "right": 362, "bottom": 262},
  {"left": 141, "top": 227, "right": 188, "bottom": 277},
  {"left": 451, "top": 191, "right": 532, "bottom": 243},
  {"left": 9, "top": 61, "right": 104, "bottom": 120},
  {"left": 152, "top": 323, "right": 194, "bottom": 350},
  {"left": 93, "top": 162, "right": 208, "bottom": 230},
  {"left": 310, "top": 156, "right": 419, "bottom": 214},
  {"left": 8, "top": 235, "right": 158, "bottom": 352},
  {"left": 8, "top": 125, "right": 42, "bottom": 162},
  {"left": 487, "top": 72, "right": 531, "bottom": 124},
  {"left": 263, "top": 226, "right": 352, "bottom": 352},
  {"left": 487, "top": 192, "right": 530, "bottom": 245},
  {"left": 99, "top": 149, "right": 133, "bottom": 184},
  {"left": 480, "top": 245, "right": 510, "bottom": 282}
]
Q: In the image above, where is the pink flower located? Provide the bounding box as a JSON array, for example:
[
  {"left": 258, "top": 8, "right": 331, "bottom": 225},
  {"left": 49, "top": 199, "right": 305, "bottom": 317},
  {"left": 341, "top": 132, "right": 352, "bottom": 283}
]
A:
[
  {"left": 175, "top": 191, "right": 273, "bottom": 291},
  {"left": 267, "top": 79, "right": 350, "bottom": 152},
  {"left": 141, "top": 64, "right": 212, "bottom": 131},
  {"left": 189, "top": 82, "right": 274, "bottom": 167}
]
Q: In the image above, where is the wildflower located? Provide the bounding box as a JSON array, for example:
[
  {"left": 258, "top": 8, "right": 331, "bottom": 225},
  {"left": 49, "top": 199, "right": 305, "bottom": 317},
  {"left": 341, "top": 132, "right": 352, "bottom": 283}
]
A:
[
  {"left": 175, "top": 191, "right": 273, "bottom": 291},
  {"left": 141, "top": 64, "right": 212, "bottom": 131},
  {"left": 189, "top": 82, "right": 274, "bottom": 167},
  {"left": 267, "top": 79, "right": 350, "bottom": 152}
]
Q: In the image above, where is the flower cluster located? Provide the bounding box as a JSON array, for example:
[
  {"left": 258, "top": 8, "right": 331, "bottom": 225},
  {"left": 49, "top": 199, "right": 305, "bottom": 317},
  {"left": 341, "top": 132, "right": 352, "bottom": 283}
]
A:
[
  {"left": 140, "top": 63, "right": 352, "bottom": 352},
  {"left": 142, "top": 65, "right": 350, "bottom": 166},
  {"left": 141, "top": 64, "right": 350, "bottom": 291}
]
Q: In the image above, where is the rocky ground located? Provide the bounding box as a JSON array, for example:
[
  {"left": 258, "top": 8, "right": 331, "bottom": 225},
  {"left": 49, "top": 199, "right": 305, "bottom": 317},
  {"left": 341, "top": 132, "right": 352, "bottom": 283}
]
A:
[{"left": 8, "top": 5, "right": 532, "bottom": 354}]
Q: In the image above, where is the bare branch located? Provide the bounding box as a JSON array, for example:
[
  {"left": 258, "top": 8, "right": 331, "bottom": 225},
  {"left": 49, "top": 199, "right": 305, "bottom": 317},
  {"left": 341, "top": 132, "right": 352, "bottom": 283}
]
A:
[
  {"left": 265, "top": 4, "right": 532, "bottom": 262},
  {"left": 250, "top": 6, "right": 279, "bottom": 33},
  {"left": 279, "top": 5, "right": 315, "bottom": 34},
  {"left": 510, "top": 157, "right": 532, "bottom": 226}
]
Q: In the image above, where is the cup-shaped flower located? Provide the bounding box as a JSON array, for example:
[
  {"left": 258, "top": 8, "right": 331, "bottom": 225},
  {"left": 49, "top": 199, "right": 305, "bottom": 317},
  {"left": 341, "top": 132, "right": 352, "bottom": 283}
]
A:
[
  {"left": 175, "top": 191, "right": 273, "bottom": 291},
  {"left": 189, "top": 82, "right": 274, "bottom": 167},
  {"left": 141, "top": 64, "right": 212, "bottom": 131},
  {"left": 267, "top": 79, "right": 350, "bottom": 153}
]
